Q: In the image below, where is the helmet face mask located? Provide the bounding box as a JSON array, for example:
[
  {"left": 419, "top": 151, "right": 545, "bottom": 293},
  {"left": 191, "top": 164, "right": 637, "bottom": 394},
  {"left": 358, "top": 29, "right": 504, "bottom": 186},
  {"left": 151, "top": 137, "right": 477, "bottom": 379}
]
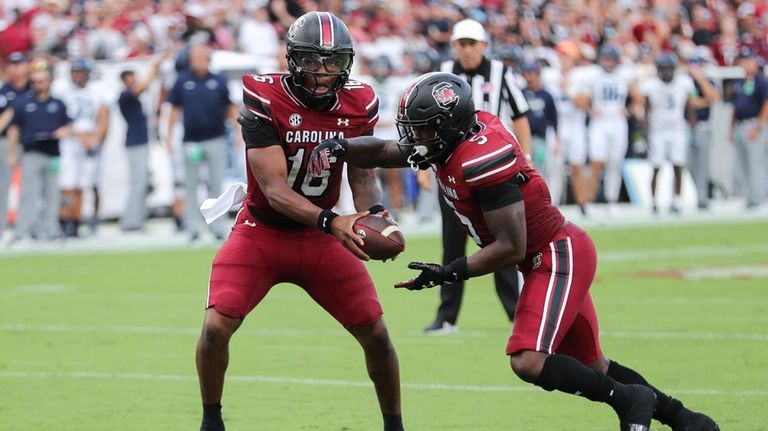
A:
[
  {"left": 286, "top": 12, "right": 354, "bottom": 103},
  {"left": 598, "top": 45, "right": 621, "bottom": 72},
  {"left": 396, "top": 114, "right": 450, "bottom": 165},
  {"left": 657, "top": 66, "right": 675, "bottom": 83},
  {"left": 396, "top": 72, "right": 476, "bottom": 167},
  {"left": 655, "top": 53, "right": 678, "bottom": 83}
]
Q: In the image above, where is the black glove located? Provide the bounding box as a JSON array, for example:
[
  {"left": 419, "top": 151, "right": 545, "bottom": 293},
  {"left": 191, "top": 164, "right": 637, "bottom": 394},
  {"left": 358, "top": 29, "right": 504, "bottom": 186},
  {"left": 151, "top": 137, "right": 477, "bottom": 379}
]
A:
[
  {"left": 395, "top": 257, "right": 469, "bottom": 290},
  {"left": 307, "top": 138, "right": 348, "bottom": 177}
]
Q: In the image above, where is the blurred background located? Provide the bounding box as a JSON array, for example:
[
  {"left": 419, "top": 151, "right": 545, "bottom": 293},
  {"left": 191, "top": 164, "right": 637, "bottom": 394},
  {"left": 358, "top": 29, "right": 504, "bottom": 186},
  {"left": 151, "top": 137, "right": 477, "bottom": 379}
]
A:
[{"left": 0, "top": 0, "right": 766, "bottom": 247}]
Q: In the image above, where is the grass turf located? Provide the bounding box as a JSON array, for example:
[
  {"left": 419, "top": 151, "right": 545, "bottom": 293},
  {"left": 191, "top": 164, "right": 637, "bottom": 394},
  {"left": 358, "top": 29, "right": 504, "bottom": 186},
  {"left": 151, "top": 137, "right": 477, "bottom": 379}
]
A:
[{"left": 0, "top": 220, "right": 766, "bottom": 430}]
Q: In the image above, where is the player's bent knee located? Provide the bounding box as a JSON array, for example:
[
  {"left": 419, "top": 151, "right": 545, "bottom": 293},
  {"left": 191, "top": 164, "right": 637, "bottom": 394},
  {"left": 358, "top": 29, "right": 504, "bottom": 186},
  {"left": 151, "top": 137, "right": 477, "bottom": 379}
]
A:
[
  {"left": 349, "top": 319, "right": 394, "bottom": 354},
  {"left": 509, "top": 350, "right": 547, "bottom": 383},
  {"left": 200, "top": 309, "right": 241, "bottom": 347}
]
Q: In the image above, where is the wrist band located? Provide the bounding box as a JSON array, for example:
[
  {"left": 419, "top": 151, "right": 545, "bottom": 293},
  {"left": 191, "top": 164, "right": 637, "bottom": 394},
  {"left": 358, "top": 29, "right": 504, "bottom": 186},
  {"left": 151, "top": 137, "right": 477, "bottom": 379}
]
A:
[
  {"left": 317, "top": 209, "right": 339, "bottom": 234},
  {"left": 368, "top": 204, "right": 386, "bottom": 214},
  {"left": 446, "top": 256, "right": 470, "bottom": 281}
]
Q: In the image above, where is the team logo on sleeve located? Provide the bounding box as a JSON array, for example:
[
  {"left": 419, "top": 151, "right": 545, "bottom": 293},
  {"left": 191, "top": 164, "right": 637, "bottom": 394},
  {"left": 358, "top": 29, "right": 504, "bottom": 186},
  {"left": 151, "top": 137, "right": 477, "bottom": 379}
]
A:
[
  {"left": 432, "top": 82, "right": 459, "bottom": 109},
  {"left": 289, "top": 113, "right": 303, "bottom": 128}
]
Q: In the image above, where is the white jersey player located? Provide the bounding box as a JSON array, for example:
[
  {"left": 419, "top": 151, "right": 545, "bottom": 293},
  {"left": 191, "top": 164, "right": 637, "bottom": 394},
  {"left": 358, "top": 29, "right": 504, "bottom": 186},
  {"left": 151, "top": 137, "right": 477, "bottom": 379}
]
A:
[
  {"left": 575, "top": 44, "right": 641, "bottom": 214},
  {"left": 52, "top": 59, "right": 110, "bottom": 237},
  {"left": 544, "top": 41, "right": 599, "bottom": 214},
  {"left": 639, "top": 53, "right": 717, "bottom": 213}
]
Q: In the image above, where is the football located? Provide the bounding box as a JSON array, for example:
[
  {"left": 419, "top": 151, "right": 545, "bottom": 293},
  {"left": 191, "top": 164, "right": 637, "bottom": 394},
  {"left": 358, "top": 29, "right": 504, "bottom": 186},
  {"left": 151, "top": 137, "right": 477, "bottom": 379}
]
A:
[{"left": 353, "top": 214, "right": 405, "bottom": 261}]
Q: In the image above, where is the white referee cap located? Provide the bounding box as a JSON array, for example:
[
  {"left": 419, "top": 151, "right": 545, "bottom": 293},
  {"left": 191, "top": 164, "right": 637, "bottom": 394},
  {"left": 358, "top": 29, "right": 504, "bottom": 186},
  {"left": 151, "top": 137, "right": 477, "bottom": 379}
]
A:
[{"left": 451, "top": 19, "right": 487, "bottom": 42}]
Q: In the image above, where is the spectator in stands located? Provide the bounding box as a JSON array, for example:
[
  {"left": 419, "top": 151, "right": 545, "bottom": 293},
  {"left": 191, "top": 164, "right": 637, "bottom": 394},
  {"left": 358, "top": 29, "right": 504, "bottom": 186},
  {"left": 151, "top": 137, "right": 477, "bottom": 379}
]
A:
[
  {"left": 30, "top": 0, "right": 74, "bottom": 58},
  {"left": 711, "top": 15, "right": 741, "bottom": 66},
  {"left": 237, "top": 7, "right": 279, "bottom": 64},
  {"left": 117, "top": 53, "right": 167, "bottom": 232},
  {"left": 691, "top": 5, "right": 717, "bottom": 47},
  {"left": 0, "top": 8, "right": 33, "bottom": 59},
  {"left": 730, "top": 47, "right": 768, "bottom": 210},
  {"left": 7, "top": 61, "right": 71, "bottom": 244},
  {"left": 84, "top": 7, "right": 126, "bottom": 60},
  {"left": 0, "top": 52, "right": 30, "bottom": 240},
  {"left": 165, "top": 43, "right": 239, "bottom": 242}
]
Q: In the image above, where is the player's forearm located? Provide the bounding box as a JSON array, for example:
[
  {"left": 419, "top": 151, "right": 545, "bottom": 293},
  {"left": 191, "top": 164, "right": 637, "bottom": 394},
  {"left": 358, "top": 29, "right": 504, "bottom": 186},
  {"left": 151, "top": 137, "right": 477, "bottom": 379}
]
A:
[
  {"left": 95, "top": 108, "right": 109, "bottom": 142},
  {"left": 699, "top": 79, "right": 720, "bottom": 105},
  {"left": 466, "top": 240, "right": 525, "bottom": 278},
  {"left": 348, "top": 166, "right": 383, "bottom": 211},
  {"left": 262, "top": 182, "right": 325, "bottom": 227},
  {"left": 344, "top": 136, "right": 409, "bottom": 168},
  {"left": 467, "top": 201, "right": 527, "bottom": 276}
]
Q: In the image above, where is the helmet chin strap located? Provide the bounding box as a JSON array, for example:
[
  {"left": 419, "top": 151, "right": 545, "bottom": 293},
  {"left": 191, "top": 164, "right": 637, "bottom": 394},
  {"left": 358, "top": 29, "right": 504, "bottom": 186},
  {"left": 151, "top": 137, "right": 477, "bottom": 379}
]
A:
[
  {"left": 407, "top": 146, "right": 429, "bottom": 172},
  {"left": 414, "top": 145, "right": 429, "bottom": 157}
]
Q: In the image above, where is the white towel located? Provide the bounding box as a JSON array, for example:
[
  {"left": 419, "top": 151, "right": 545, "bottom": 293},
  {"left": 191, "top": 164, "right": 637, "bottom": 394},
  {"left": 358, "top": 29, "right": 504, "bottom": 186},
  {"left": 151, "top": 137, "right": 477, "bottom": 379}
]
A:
[{"left": 199, "top": 182, "right": 248, "bottom": 224}]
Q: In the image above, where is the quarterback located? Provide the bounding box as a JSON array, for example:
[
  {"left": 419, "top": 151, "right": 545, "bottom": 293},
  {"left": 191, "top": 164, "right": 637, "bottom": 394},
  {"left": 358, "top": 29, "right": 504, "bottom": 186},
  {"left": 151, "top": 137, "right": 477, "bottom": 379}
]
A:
[{"left": 195, "top": 12, "right": 405, "bottom": 431}]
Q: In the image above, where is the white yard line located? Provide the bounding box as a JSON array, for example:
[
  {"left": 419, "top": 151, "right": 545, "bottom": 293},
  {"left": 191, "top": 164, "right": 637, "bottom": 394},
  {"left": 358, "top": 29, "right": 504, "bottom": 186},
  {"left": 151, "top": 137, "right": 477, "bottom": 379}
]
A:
[
  {"left": 2, "top": 323, "right": 767, "bottom": 341},
  {"left": 0, "top": 200, "right": 765, "bottom": 258},
  {"left": 0, "top": 370, "right": 764, "bottom": 397}
]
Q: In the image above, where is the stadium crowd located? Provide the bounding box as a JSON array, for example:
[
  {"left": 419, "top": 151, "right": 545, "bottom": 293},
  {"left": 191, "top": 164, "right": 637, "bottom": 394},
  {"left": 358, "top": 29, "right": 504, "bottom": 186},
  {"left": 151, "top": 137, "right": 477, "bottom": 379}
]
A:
[{"left": 1, "top": 0, "right": 767, "bottom": 244}]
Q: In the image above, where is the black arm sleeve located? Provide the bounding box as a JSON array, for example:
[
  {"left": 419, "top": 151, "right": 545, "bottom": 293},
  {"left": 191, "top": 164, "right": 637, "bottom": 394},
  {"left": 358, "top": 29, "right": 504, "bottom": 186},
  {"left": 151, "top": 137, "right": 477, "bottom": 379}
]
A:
[
  {"left": 472, "top": 179, "right": 523, "bottom": 212},
  {"left": 238, "top": 105, "right": 279, "bottom": 149}
]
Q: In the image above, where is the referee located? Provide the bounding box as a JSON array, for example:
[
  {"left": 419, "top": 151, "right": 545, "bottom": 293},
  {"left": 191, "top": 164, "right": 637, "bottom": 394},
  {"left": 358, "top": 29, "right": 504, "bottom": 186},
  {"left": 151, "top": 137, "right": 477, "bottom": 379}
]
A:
[{"left": 424, "top": 18, "right": 532, "bottom": 334}]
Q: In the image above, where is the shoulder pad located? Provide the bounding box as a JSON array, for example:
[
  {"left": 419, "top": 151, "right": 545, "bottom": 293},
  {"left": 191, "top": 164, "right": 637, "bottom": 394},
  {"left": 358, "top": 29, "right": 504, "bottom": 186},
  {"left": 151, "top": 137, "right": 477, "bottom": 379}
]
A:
[{"left": 242, "top": 74, "right": 279, "bottom": 122}]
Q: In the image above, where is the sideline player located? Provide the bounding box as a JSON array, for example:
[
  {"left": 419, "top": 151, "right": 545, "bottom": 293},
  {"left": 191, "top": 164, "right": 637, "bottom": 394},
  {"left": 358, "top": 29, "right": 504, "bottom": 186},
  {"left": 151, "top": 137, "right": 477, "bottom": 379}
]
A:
[
  {"left": 639, "top": 52, "right": 718, "bottom": 214},
  {"left": 575, "top": 45, "right": 641, "bottom": 215},
  {"left": 194, "top": 12, "right": 405, "bottom": 431},
  {"left": 309, "top": 72, "right": 719, "bottom": 431},
  {"left": 54, "top": 59, "right": 109, "bottom": 237}
]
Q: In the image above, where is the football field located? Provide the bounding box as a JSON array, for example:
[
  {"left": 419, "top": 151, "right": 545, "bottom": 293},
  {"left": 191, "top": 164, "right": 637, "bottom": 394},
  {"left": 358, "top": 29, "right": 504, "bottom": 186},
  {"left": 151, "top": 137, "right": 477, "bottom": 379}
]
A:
[{"left": 1, "top": 220, "right": 767, "bottom": 430}]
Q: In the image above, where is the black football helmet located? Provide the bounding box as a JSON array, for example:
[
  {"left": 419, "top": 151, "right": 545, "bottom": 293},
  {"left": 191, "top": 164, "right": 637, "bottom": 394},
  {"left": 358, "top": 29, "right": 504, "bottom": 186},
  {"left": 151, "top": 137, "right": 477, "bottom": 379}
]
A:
[
  {"left": 656, "top": 52, "right": 677, "bottom": 83},
  {"left": 396, "top": 72, "right": 477, "bottom": 167},
  {"left": 286, "top": 11, "right": 354, "bottom": 103}
]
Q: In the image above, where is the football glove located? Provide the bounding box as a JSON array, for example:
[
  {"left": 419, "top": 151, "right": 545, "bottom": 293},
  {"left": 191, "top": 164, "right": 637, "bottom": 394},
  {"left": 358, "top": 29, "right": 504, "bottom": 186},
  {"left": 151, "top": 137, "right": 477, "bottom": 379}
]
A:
[
  {"left": 308, "top": 138, "right": 348, "bottom": 177},
  {"left": 395, "top": 257, "right": 469, "bottom": 290}
]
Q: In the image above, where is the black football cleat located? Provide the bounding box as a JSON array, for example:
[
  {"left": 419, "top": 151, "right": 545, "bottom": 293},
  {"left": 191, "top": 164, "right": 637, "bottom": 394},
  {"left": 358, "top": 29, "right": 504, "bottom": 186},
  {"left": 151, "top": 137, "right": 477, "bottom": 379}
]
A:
[
  {"left": 618, "top": 384, "right": 656, "bottom": 431},
  {"left": 671, "top": 411, "right": 720, "bottom": 431},
  {"left": 199, "top": 418, "right": 225, "bottom": 431}
]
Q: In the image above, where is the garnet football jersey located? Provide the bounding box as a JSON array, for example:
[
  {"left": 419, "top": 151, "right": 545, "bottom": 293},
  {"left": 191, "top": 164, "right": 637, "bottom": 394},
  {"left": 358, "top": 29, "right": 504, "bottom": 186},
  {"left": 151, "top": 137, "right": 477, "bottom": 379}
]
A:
[
  {"left": 435, "top": 111, "right": 565, "bottom": 256},
  {"left": 241, "top": 73, "right": 379, "bottom": 225}
]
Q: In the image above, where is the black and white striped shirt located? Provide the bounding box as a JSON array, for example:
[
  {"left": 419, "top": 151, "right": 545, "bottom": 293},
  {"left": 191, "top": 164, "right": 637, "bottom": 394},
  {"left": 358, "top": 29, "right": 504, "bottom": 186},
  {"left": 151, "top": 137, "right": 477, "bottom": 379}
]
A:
[{"left": 440, "top": 58, "right": 530, "bottom": 120}]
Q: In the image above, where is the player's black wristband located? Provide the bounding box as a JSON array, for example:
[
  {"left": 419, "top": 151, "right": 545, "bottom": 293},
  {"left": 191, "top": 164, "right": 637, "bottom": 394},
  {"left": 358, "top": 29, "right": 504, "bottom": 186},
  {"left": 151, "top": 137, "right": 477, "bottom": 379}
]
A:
[
  {"left": 317, "top": 209, "right": 339, "bottom": 234},
  {"left": 368, "top": 204, "right": 386, "bottom": 214},
  {"left": 445, "top": 256, "right": 470, "bottom": 282}
]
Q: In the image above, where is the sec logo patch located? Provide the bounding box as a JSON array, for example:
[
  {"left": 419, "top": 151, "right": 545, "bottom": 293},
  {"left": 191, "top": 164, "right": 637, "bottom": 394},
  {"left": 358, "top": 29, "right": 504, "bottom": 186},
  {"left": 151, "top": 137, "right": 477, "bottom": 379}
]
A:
[{"left": 289, "top": 113, "right": 302, "bottom": 128}]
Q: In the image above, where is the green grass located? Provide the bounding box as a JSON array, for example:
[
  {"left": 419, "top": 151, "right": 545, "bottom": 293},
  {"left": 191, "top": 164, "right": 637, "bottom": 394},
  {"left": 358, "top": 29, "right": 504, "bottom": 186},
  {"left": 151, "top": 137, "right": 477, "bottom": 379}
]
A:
[{"left": 1, "top": 220, "right": 767, "bottom": 430}]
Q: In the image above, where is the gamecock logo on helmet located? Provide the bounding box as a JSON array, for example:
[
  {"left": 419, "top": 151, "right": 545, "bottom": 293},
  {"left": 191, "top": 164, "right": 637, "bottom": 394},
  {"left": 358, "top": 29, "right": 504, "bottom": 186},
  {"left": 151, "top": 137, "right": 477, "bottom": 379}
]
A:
[{"left": 432, "top": 82, "right": 459, "bottom": 109}]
